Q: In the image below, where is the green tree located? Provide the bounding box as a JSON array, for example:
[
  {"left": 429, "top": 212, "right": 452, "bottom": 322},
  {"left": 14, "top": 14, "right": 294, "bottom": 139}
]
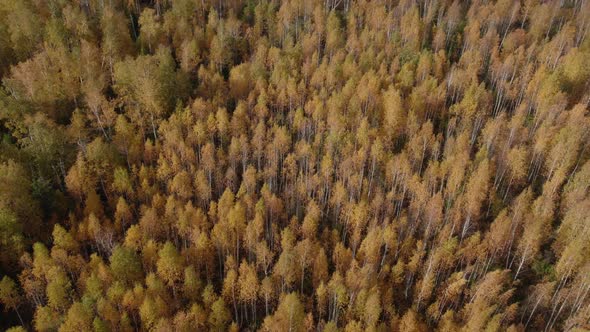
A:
[
  {"left": 0, "top": 276, "right": 23, "bottom": 325},
  {"left": 156, "top": 241, "right": 184, "bottom": 292},
  {"left": 110, "top": 245, "right": 143, "bottom": 284},
  {"left": 208, "top": 298, "right": 231, "bottom": 331}
]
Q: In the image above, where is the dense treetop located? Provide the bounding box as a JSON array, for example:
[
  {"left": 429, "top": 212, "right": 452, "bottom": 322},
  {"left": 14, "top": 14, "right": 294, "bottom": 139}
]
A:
[{"left": 0, "top": 0, "right": 589, "bottom": 331}]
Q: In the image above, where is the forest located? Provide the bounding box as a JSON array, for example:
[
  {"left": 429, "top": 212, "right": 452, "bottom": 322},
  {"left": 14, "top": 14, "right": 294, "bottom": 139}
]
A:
[{"left": 0, "top": 0, "right": 589, "bottom": 331}]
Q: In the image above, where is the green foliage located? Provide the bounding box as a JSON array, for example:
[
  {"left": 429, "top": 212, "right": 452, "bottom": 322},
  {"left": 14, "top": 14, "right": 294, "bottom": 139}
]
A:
[
  {"left": 110, "top": 245, "right": 143, "bottom": 284},
  {"left": 532, "top": 257, "right": 556, "bottom": 280},
  {"left": 0, "top": 209, "right": 24, "bottom": 271},
  {"left": 208, "top": 298, "right": 231, "bottom": 331},
  {"left": 0, "top": 276, "right": 21, "bottom": 312}
]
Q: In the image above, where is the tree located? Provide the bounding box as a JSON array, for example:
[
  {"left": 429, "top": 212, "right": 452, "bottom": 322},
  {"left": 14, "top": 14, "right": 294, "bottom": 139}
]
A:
[
  {"left": 52, "top": 224, "right": 78, "bottom": 253},
  {"left": 58, "top": 302, "right": 93, "bottom": 332},
  {"left": 363, "top": 288, "right": 381, "bottom": 328},
  {"left": 5, "top": 327, "right": 26, "bottom": 332},
  {"left": 400, "top": 5, "right": 421, "bottom": 51},
  {"left": 0, "top": 160, "right": 41, "bottom": 245},
  {"left": 139, "top": 8, "right": 162, "bottom": 53},
  {"left": 229, "top": 63, "right": 251, "bottom": 100},
  {"left": 262, "top": 292, "right": 306, "bottom": 332},
  {"left": 460, "top": 159, "right": 490, "bottom": 239},
  {"left": 183, "top": 265, "right": 201, "bottom": 301},
  {"left": 312, "top": 247, "right": 329, "bottom": 289},
  {"left": 156, "top": 242, "right": 184, "bottom": 293},
  {"left": 382, "top": 86, "right": 405, "bottom": 144},
  {"left": 101, "top": 7, "right": 133, "bottom": 74},
  {"left": 325, "top": 12, "right": 343, "bottom": 58},
  {"left": 34, "top": 305, "right": 61, "bottom": 332},
  {"left": 238, "top": 260, "right": 259, "bottom": 322},
  {"left": 139, "top": 293, "right": 168, "bottom": 330},
  {"left": 274, "top": 228, "right": 298, "bottom": 289},
  {"left": 462, "top": 270, "right": 515, "bottom": 331},
  {"left": 208, "top": 298, "right": 231, "bottom": 332},
  {"left": 0, "top": 209, "right": 25, "bottom": 272},
  {"left": 399, "top": 309, "right": 426, "bottom": 332},
  {"left": 113, "top": 47, "right": 188, "bottom": 139},
  {"left": 46, "top": 266, "right": 73, "bottom": 312},
  {"left": 0, "top": 276, "right": 23, "bottom": 325},
  {"left": 302, "top": 200, "right": 320, "bottom": 239},
  {"left": 110, "top": 245, "right": 143, "bottom": 284},
  {"left": 0, "top": 0, "right": 41, "bottom": 61}
]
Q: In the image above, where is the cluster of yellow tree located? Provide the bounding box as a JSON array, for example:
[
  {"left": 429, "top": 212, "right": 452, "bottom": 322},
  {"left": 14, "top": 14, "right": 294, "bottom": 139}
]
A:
[{"left": 0, "top": 0, "right": 589, "bottom": 331}]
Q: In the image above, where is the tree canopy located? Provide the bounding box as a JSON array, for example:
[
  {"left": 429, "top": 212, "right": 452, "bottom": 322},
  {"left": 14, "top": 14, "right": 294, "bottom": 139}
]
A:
[{"left": 1, "top": 0, "right": 590, "bottom": 331}]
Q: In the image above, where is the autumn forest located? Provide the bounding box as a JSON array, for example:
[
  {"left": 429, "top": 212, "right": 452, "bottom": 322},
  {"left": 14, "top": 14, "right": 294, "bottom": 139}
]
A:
[{"left": 0, "top": 0, "right": 589, "bottom": 331}]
